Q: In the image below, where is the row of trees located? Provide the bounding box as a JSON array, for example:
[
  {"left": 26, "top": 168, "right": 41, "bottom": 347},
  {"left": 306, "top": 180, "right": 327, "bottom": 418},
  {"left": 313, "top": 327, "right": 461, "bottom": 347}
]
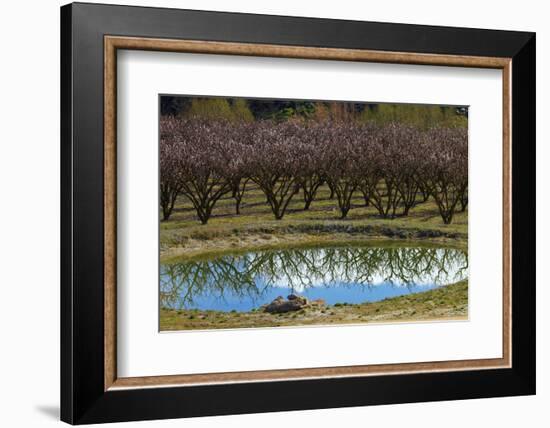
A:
[{"left": 160, "top": 117, "right": 467, "bottom": 225}]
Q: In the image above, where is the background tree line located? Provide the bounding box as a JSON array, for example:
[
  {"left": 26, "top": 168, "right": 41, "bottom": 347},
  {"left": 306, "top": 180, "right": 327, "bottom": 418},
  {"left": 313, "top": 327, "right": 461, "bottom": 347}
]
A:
[{"left": 161, "top": 96, "right": 468, "bottom": 129}]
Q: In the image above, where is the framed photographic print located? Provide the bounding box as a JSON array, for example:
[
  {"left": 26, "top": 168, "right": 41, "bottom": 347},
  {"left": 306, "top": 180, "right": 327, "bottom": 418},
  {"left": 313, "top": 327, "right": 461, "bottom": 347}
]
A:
[{"left": 60, "top": 2, "right": 536, "bottom": 424}]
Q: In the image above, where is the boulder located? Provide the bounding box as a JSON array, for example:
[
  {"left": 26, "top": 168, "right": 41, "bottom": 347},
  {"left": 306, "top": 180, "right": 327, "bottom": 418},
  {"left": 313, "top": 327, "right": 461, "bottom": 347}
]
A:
[
  {"left": 264, "top": 294, "right": 308, "bottom": 313},
  {"left": 287, "top": 294, "right": 308, "bottom": 305}
]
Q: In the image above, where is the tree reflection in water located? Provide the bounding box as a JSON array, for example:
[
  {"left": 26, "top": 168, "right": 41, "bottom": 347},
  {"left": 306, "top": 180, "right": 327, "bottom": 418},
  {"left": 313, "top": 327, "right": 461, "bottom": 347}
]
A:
[{"left": 160, "top": 246, "right": 468, "bottom": 311}]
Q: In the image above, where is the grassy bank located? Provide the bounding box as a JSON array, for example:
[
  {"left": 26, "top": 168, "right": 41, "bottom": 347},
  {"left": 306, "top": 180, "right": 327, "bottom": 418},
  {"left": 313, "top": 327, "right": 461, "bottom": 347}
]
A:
[
  {"left": 161, "top": 183, "right": 467, "bottom": 262},
  {"left": 160, "top": 280, "right": 468, "bottom": 331}
]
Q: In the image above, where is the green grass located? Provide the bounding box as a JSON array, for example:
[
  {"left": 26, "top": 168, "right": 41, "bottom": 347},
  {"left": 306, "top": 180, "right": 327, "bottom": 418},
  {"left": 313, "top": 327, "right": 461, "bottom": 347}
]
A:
[
  {"left": 160, "top": 280, "right": 468, "bottom": 331},
  {"left": 161, "top": 183, "right": 467, "bottom": 262}
]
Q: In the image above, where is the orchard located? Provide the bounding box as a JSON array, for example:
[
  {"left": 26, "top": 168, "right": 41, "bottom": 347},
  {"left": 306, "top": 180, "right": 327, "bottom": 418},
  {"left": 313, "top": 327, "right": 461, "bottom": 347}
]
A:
[{"left": 160, "top": 116, "right": 467, "bottom": 225}]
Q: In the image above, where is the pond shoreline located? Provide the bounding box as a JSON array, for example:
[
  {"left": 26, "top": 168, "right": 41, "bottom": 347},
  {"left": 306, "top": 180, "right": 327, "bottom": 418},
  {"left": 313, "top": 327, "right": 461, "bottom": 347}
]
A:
[
  {"left": 160, "top": 280, "right": 468, "bottom": 331},
  {"left": 161, "top": 231, "right": 466, "bottom": 263}
]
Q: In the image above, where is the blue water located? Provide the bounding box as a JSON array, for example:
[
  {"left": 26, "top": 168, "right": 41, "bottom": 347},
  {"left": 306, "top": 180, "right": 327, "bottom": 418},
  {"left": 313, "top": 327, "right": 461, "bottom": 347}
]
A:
[{"left": 160, "top": 246, "right": 468, "bottom": 312}]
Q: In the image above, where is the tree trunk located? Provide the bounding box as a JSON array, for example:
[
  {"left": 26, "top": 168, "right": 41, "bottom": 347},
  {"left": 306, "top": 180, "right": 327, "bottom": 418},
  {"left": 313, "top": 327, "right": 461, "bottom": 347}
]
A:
[
  {"left": 363, "top": 194, "right": 370, "bottom": 207},
  {"left": 328, "top": 183, "right": 335, "bottom": 199},
  {"left": 459, "top": 193, "right": 468, "bottom": 212},
  {"left": 160, "top": 189, "right": 177, "bottom": 221}
]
